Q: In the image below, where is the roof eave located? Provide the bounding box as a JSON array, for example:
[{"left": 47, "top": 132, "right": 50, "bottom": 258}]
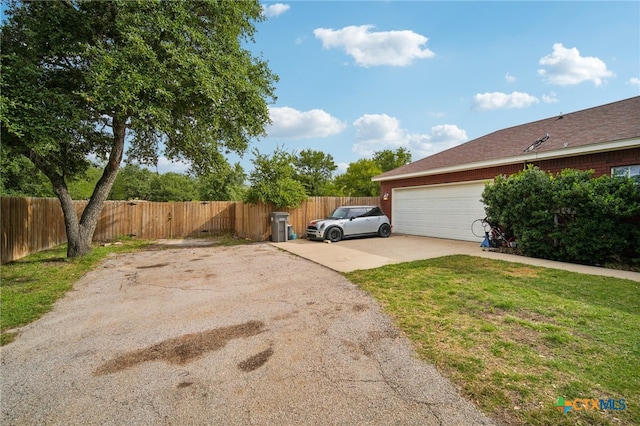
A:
[{"left": 372, "top": 138, "right": 640, "bottom": 182}]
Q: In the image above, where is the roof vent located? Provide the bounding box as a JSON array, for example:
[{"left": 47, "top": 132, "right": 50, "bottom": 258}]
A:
[{"left": 523, "top": 134, "right": 550, "bottom": 153}]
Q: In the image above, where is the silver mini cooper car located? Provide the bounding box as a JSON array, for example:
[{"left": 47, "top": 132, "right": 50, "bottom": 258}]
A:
[{"left": 305, "top": 205, "right": 391, "bottom": 242}]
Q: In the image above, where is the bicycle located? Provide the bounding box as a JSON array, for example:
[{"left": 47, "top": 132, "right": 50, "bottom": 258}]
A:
[{"left": 471, "top": 217, "right": 516, "bottom": 249}]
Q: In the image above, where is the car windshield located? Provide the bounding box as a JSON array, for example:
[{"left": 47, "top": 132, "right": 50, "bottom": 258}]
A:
[{"left": 327, "top": 207, "right": 350, "bottom": 219}]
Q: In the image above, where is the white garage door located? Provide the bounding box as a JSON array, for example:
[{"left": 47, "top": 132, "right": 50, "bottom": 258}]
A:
[{"left": 392, "top": 181, "right": 487, "bottom": 242}]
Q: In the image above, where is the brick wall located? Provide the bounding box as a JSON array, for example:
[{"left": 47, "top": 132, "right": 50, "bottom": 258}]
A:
[{"left": 378, "top": 147, "right": 639, "bottom": 220}]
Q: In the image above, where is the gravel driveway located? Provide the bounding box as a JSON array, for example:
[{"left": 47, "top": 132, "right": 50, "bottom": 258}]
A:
[{"left": 1, "top": 242, "right": 494, "bottom": 425}]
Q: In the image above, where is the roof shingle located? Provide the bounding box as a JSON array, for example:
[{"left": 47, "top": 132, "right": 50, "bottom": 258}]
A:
[{"left": 375, "top": 96, "right": 640, "bottom": 180}]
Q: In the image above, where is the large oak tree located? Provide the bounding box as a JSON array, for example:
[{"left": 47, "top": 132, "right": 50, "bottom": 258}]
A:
[{"left": 1, "top": 0, "right": 277, "bottom": 257}]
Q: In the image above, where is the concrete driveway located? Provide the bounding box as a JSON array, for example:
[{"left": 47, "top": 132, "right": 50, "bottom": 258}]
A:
[
  {"left": 271, "top": 234, "right": 640, "bottom": 281},
  {"left": 1, "top": 242, "right": 495, "bottom": 425}
]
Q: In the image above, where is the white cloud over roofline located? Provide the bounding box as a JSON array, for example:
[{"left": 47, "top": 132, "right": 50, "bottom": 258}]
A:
[
  {"left": 352, "top": 114, "right": 467, "bottom": 159},
  {"left": 313, "top": 25, "right": 434, "bottom": 67},
  {"left": 538, "top": 43, "right": 614, "bottom": 86},
  {"left": 472, "top": 91, "right": 540, "bottom": 111},
  {"left": 266, "top": 106, "right": 346, "bottom": 139}
]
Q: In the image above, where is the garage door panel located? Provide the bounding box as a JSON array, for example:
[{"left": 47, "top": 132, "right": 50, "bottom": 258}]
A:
[{"left": 392, "top": 182, "right": 486, "bottom": 241}]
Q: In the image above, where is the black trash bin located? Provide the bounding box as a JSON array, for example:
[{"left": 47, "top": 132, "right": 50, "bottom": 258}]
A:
[{"left": 270, "top": 212, "right": 290, "bottom": 242}]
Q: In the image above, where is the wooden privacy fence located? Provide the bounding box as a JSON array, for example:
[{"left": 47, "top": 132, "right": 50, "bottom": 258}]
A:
[{"left": 1, "top": 196, "right": 379, "bottom": 264}]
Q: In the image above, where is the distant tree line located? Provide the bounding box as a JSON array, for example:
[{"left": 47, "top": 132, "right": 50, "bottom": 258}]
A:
[{"left": 1, "top": 146, "right": 411, "bottom": 206}]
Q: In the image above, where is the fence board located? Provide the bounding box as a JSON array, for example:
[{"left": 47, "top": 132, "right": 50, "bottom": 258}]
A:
[{"left": 1, "top": 196, "right": 380, "bottom": 263}]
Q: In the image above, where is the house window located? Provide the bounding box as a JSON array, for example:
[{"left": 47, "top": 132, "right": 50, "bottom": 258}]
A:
[{"left": 612, "top": 165, "right": 640, "bottom": 184}]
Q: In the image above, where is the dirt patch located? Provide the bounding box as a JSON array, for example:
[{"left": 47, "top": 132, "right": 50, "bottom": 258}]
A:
[
  {"left": 136, "top": 263, "right": 170, "bottom": 269},
  {"left": 237, "top": 347, "right": 274, "bottom": 372},
  {"left": 502, "top": 266, "right": 540, "bottom": 278},
  {"left": 352, "top": 303, "right": 369, "bottom": 312},
  {"left": 153, "top": 238, "right": 223, "bottom": 249},
  {"left": 94, "top": 320, "right": 265, "bottom": 376}
]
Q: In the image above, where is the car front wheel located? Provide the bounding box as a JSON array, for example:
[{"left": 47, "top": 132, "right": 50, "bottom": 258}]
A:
[
  {"left": 326, "top": 227, "right": 342, "bottom": 242},
  {"left": 378, "top": 223, "right": 391, "bottom": 238}
]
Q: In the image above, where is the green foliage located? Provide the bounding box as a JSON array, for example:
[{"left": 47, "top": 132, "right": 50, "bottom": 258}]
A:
[
  {"left": 148, "top": 172, "right": 197, "bottom": 202},
  {"left": 66, "top": 166, "right": 104, "bottom": 200},
  {"left": 293, "top": 149, "right": 338, "bottom": 196},
  {"left": 196, "top": 162, "right": 247, "bottom": 201},
  {"left": 244, "top": 147, "right": 307, "bottom": 208},
  {"left": 483, "top": 166, "right": 557, "bottom": 259},
  {"left": 2, "top": 0, "right": 277, "bottom": 170},
  {"left": 1, "top": 1, "right": 113, "bottom": 179},
  {"left": 373, "top": 147, "right": 412, "bottom": 172},
  {"left": 72, "top": 0, "right": 276, "bottom": 169},
  {"left": 0, "top": 151, "right": 54, "bottom": 197},
  {"left": 335, "top": 159, "right": 382, "bottom": 196},
  {"left": 550, "top": 169, "right": 640, "bottom": 264},
  {"left": 0, "top": 151, "right": 104, "bottom": 200},
  {"left": 334, "top": 148, "right": 411, "bottom": 197},
  {"left": 109, "top": 162, "right": 246, "bottom": 202},
  {"left": 109, "top": 164, "right": 155, "bottom": 200},
  {"left": 482, "top": 166, "right": 640, "bottom": 265}
]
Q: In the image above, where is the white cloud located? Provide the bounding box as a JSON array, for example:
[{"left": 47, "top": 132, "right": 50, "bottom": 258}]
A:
[
  {"left": 267, "top": 106, "right": 346, "bottom": 139},
  {"left": 628, "top": 77, "right": 640, "bottom": 87},
  {"left": 472, "top": 91, "right": 540, "bottom": 111},
  {"left": 262, "top": 3, "right": 290, "bottom": 18},
  {"left": 336, "top": 162, "right": 349, "bottom": 175},
  {"left": 117, "top": 150, "right": 190, "bottom": 174},
  {"left": 313, "top": 25, "right": 434, "bottom": 67},
  {"left": 505, "top": 72, "right": 516, "bottom": 83},
  {"left": 538, "top": 43, "right": 614, "bottom": 86},
  {"left": 352, "top": 114, "right": 467, "bottom": 159},
  {"left": 156, "top": 156, "right": 191, "bottom": 174},
  {"left": 542, "top": 92, "right": 559, "bottom": 104}
]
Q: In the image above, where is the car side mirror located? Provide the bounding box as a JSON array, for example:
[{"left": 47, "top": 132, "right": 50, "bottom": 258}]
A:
[{"left": 349, "top": 217, "right": 354, "bottom": 221}]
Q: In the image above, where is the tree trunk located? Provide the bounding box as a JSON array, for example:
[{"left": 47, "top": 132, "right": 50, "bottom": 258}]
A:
[
  {"left": 64, "top": 116, "right": 127, "bottom": 258},
  {"left": 27, "top": 116, "right": 127, "bottom": 258},
  {"left": 51, "top": 176, "right": 89, "bottom": 258}
]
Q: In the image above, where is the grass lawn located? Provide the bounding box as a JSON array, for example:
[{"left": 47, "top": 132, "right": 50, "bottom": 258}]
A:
[{"left": 346, "top": 255, "right": 639, "bottom": 426}]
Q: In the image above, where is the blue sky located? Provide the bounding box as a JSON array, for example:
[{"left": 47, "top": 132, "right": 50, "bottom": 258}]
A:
[{"left": 193, "top": 0, "right": 638, "bottom": 176}]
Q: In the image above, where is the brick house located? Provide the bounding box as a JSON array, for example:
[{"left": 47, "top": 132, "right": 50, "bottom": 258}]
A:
[{"left": 372, "top": 96, "right": 640, "bottom": 242}]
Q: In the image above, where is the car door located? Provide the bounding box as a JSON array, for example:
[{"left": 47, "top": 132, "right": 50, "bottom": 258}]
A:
[
  {"left": 342, "top": 208, "right": 369, "bottom": 236},
  {"left": 363, "top": 207, "right": 384, "bottom": 233}
]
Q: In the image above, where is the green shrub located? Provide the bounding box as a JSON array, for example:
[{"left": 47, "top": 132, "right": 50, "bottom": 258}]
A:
[
  {"left": 482, "top": 166, "right": 640, "bottom": 265},
  {"left": 244, "top": 147, "right": 308, "bottom": 208},
  {"left": 483, "top": 167, "right": 556, "bottom": 259}
]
